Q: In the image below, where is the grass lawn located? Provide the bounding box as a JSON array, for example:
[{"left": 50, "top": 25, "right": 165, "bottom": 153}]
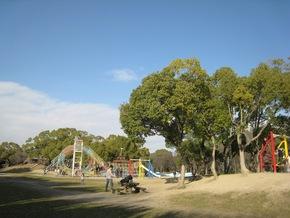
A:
[{"left": 0, "top": 174, "right": 172, "bottom": 218}]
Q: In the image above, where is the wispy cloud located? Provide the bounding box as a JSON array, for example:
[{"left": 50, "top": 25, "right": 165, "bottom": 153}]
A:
[
  {"left": 0, "top": 81, "right": 166, "bottom": 152},
  {"left": 0, "top": 81, "right": 124, "bottom": 144},
  {"left": 111, "top": 69, "right": 138, "bottom": 82}
]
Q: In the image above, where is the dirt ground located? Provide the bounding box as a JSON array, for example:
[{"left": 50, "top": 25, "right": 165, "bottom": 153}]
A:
[{"left": 130, "top": 173, "right": 290, "bottom": 208}]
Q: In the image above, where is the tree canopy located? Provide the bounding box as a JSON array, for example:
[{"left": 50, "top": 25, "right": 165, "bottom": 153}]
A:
[{"left": 120, "top": 57, "right": 290, "bottom": 179}]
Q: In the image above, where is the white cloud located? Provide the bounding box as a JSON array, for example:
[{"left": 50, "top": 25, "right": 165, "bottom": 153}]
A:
[
  {"left": 111, "top": 69, "right": 138, "bottom": 82},
  {"left": 0, "top": 81, "right": 123, "bottom": 145},
  {"left": 144, "top": 135, "right": 168, "bottom": 153},
  {"left": 0, "top": 81, "right": 166, "bottom": 152}
]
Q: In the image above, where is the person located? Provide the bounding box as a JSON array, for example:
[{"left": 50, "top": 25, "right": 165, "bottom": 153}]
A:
[
  {"left": 80, "top": 171, "right": 85, "bottom": 185},
  {"left": 105, "top": 165, "right": 114, "bottom": 192}
]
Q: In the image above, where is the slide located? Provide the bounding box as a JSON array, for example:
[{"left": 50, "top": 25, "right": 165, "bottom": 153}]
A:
[
  {"left": 140, "top": 164, "right": 193, "bottom": 178},
  {"left": 140, "top": 163, "right": 161, "bottom": 178}
]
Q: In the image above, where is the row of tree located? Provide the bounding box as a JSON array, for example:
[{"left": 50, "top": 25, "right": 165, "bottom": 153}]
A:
[
  {"left": 120, "top": 58, "right": 290, "bottom": 186},
  {"left": 0, "top": 128, "right": 150, "bottom": 167}
]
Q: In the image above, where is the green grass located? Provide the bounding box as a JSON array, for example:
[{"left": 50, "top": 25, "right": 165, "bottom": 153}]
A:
[
  {"left": 0, "top": 174, "right": 177, "bottom": 218},
  {"left": 1, "top": 173, "right": 105, "bottom": 192}
]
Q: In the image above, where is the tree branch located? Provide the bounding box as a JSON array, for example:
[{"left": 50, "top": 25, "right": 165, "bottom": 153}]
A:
[{"left": 245, "top": 123, "right": 268, "bottom": 147}]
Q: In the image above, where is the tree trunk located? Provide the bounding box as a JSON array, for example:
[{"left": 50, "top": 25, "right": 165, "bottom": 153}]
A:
[
  {"left": 256, "top": 151, "right": 260, "bottom": 172},
  {"left": 211, "top": 136, "right": 218, "bottom": 179},
  {"left": 223, "top": 144, "right": 229, "bottom": 174},
  {"left": 178, "top": 164, "right": 185, "bottom": 188},
  {"left": 237, "top": 133, "right": 250, "bottom": 175}
]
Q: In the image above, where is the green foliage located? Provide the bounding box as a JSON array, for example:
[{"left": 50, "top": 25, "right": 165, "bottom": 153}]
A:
[
  {"left": 23, "top": 128, "right": 95, "bottom": 161},
  {"left": 121, "top": 57, "right": 290, "bottom": 174},
  {"left": 120, "top": 58, "right": 209, "bottom": 154},
  {"left": 212, "top": 67, "right": 238, "bottom": 105},
  {"left": 0, "top": 142, "right": 26, "bottom": 166},
  {"left": 91, "top": 135, "right": 149, "bottom": 162},
  {"left": 22, "top": 128, "right": 149, "bottom": 163}
]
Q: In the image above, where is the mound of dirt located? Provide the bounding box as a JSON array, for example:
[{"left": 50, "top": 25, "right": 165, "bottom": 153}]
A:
[
  {"left": 130, "top": 173, "right": 290, "bottom": 211},
  {"left": 185, "top": 173, "right": 290, "bottom": 194}
]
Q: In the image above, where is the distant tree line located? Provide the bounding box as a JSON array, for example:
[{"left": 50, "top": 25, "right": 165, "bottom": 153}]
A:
[
  {"left": 150, "top": 149, "right": 177, "bottom": 172},
  {"left": 0, "top": 142, "right": 27, "bottom": 167},
  {"left": 120, "top": 57, "right": 290, "bottom": 186},
  {"left": 0, "top": 128, "right": 150, "bottom": 168}
]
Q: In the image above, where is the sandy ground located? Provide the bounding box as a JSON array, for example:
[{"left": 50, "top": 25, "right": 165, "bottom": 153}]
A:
[{"left": 130, "top": 173, "right": 290, "bottom": 209}]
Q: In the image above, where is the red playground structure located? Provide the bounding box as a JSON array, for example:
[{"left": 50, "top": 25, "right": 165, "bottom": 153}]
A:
[
  {"left": 258, "top": 131, "right": 290, "bottom": 173},
  {"left": 258, "top": 131, "right": 277, "bottom": 173}
]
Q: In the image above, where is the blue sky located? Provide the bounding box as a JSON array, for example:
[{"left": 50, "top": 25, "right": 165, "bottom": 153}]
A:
[{"left": 0, "top": 0, "right": 289, "bottom": 151}]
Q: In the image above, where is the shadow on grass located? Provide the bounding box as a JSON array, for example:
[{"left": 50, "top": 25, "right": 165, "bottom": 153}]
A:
[
  {"left": 0, "top": 176, "right": 212, "bottom": 218},
  {"left": 0, "top": 167, "right": 32, "bottom": 173},
  {"left": 0, "top": 174, "right": 104, "bottom": 197},
  {"left": 0, "top": 197, "right": 149, "bottom": 218},
  {"left": 0, "top": 197, "right": 211, "bottom": 218}
]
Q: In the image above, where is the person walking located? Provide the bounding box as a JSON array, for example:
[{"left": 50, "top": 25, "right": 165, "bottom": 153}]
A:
[{"left": 105, "top": 165, "right": 114, "bottom": 192}]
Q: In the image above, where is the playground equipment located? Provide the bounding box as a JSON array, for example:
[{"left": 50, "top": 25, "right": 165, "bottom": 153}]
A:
[
  {"left": 46, "top": 137, "right": 105, "bottom": 176},
  {"left": 112, "top": 157, "right": 157, "bottom": 178},
  {"left": 138, "top": 161, "right": 161, "bottom": 178},
  {"left": 72, "top": 138, "right": 83, "bottom": 176},
  {"left": 112, "top": 156, "right": 194, "bottom": 179},
  {"left": 258, "top": 131, "right": 290, "bottom": 173},
  {"left": 129, "top": 159, "right": 157, "bottom": 178}
]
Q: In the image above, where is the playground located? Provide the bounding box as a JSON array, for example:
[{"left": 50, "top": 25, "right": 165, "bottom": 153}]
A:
[
  {"left": 1, "top": 166, "right": 290, "bottom": 217},
  {"left": 1, "top": 1, "right": 290, "bottom": 217},
  {"left": 2, "top": 135, "right": 290, "bottom": 217}
]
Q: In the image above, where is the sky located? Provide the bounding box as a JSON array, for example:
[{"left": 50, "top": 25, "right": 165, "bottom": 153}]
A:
[{"left": 0, "top": 0, "right": 289, "bottom": 152}]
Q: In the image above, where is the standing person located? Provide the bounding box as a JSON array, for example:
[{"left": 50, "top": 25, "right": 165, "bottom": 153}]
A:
[
  {"left": 105, "top": 165, "right": 114, "bottom": 192},
  {"left": 80, "top": 170, "right": 85, "bottom": 185}
]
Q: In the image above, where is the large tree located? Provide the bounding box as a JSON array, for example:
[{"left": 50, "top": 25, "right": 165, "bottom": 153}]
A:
[
  {"left": 213, "top": 59, "right": 290, "bottom": 174},
  {"left": 120, "top": 58, "right": 209, "bottom": 186}
]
